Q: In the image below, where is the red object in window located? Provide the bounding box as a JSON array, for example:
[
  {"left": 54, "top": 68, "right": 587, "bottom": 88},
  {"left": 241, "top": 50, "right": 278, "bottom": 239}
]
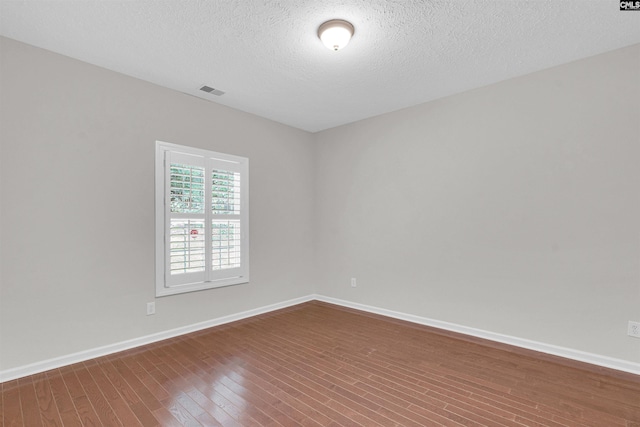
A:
[{"left": 190, "top": 229, "right": 198, "bottom": 238}]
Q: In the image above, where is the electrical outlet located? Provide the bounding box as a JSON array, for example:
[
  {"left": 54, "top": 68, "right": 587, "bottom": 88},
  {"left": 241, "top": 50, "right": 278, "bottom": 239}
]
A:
[
  {"left": 351, "top": 278, "right": 357, "bottom": 288},
  {"left": 628, "top": 321, "right": 640, "bottom": 338},
  {"left": 147, "top": 302, "right": 156, "bottom": 316}
]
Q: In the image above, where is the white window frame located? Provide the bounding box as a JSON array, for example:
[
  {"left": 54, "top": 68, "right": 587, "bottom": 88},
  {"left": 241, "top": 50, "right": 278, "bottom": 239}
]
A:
[{"left": 155, "top": 141, "right": 249, "bottom": 297}]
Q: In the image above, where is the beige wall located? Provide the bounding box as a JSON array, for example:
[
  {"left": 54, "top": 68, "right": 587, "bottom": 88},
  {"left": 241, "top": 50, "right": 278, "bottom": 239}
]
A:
[
  {"left": 1, "top": 36, "right": 639, "bottom": 372},
  {"left": 314, "top": 44, "right": 640, "bottom": 362},
  {"left": 0, "top": 37, "right": 316, "bottom": 370}
]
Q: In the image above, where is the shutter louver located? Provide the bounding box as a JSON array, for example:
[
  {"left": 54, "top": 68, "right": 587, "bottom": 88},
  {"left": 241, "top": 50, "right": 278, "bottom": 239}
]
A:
[
  {"left": 212, "top": 220, "right": 241, "bottom": 270},
  {"left": 211, "top": 168, "right": 242, "bottom": 272},
  {"left": 212, "top": 169, "right": 241, "bottom": 215},
  {"left": 170, "top": 163, "right": 205, "bottom": 214},
  {"left": 170, "top": 219, "right": 205, "bottom": 274}
]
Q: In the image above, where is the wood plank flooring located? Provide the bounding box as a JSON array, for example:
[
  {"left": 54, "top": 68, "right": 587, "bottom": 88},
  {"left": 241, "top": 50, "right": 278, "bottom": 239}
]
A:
[{"left": 2, "top": 301, "right": 639, "bottom": 426}]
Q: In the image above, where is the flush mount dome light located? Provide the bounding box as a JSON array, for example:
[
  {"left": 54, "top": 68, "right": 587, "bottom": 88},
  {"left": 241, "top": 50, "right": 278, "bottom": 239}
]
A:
[{"left": 318, "top": 19, "right": 354, "bottom": 51}]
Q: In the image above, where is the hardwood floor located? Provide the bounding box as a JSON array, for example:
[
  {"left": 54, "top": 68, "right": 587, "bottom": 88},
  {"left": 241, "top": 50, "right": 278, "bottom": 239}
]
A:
[{"left": 2, "top": 301, "right": 639, "bottom": 426}]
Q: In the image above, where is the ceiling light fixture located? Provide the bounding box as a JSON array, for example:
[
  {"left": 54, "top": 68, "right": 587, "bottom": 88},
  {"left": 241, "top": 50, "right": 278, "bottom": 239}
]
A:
[{"left": 318, "top": 19, "right": 354, "bottom": 51}]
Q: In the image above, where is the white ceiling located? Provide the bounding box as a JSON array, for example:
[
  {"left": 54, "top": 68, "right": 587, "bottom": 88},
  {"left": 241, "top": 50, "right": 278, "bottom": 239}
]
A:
[{"left": 1, "top": 1, "right": 639, "bottom": 132}]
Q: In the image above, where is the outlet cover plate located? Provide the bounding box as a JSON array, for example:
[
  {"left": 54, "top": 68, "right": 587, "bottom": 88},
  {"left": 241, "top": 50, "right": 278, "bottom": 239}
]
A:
[{"left": 628, "top": 321, "right": 640, "bottom": 338}]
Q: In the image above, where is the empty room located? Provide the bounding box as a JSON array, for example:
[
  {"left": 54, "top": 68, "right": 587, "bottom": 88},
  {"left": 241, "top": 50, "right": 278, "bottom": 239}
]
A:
[{"left": 1, "top": 1, "right": 639, "bottom": 426}]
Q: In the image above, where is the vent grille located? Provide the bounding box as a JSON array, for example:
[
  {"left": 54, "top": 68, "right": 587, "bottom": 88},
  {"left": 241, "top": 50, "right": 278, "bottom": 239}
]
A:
[{"left": 199, "top": 85, "right": 225, "bottom": 96}]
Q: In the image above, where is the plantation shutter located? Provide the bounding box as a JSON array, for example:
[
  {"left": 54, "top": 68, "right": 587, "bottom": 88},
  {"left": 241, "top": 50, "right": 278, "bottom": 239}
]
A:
[
  {"left": 209, "top": 160, "right": 244, "bottom": 282},
  {"left": 156, "top": 141, "right": 249, "bottom": 296},
  {"left": 165, "top": 150, "right": 207, "bottom": 287}
]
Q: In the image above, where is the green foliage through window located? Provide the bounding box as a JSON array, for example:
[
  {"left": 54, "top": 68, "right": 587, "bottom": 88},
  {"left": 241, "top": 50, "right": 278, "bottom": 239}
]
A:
[{"left": 170, "top": 163, "right": 205, "bottom": 213}]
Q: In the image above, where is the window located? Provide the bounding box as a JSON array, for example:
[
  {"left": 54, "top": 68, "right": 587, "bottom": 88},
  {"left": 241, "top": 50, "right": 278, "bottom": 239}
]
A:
[{"left": 155, "top": 141, "right": 249, "bottom": 296}]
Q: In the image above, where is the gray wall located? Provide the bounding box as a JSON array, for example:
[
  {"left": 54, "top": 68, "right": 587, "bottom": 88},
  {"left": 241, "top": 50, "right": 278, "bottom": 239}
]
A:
[
  {"left": 314, "top": 44, "right": 640, "bottom": 362},
  {"left": 0, "top": 37, "right": 316, "bottom": 370},
  {"left": 1, "top": 36, "right": 639, "bottom": 372}
]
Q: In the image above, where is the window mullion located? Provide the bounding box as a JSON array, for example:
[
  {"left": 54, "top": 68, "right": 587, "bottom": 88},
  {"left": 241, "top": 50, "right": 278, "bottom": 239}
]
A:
[
  {"left": 164, "top": 150, "right": 172, "bottom": 287},
  {"left": 204, "top": 161, "right": 213, "bottom": 282}
]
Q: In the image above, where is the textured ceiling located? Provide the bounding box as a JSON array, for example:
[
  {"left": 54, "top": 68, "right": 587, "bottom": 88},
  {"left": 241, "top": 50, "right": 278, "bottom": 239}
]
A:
[{"left": 1, "top": 0, "right": 639, "bottom": 132}]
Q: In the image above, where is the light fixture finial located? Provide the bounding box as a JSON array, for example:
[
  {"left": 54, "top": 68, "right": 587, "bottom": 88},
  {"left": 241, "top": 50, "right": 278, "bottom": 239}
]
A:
[{"left": 318, "top": 19, "right": 354, "bottom": 51}]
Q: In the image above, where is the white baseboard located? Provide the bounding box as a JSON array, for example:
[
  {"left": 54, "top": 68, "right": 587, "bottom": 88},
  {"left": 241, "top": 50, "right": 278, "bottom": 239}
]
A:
[
  {"left": 313, "top": 294, "right": 640, "bottom": 376},
  {"left": 2, "top": 293, "right": 638, "bottom": 382},
  {"left": 0, "top": 295, "right": 315, "bottom": 383}
]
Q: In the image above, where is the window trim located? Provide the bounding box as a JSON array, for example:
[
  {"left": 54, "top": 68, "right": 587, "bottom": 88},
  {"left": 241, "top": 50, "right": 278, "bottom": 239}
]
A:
[{"left": 155, "top": 141, "right": 249, "bottom": 297}]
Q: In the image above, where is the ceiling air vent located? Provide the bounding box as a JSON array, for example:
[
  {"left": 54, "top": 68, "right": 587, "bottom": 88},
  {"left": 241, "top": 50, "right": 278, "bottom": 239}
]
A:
[{"left": 199, "top": 85, "right": 225, "bottom": 96}]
